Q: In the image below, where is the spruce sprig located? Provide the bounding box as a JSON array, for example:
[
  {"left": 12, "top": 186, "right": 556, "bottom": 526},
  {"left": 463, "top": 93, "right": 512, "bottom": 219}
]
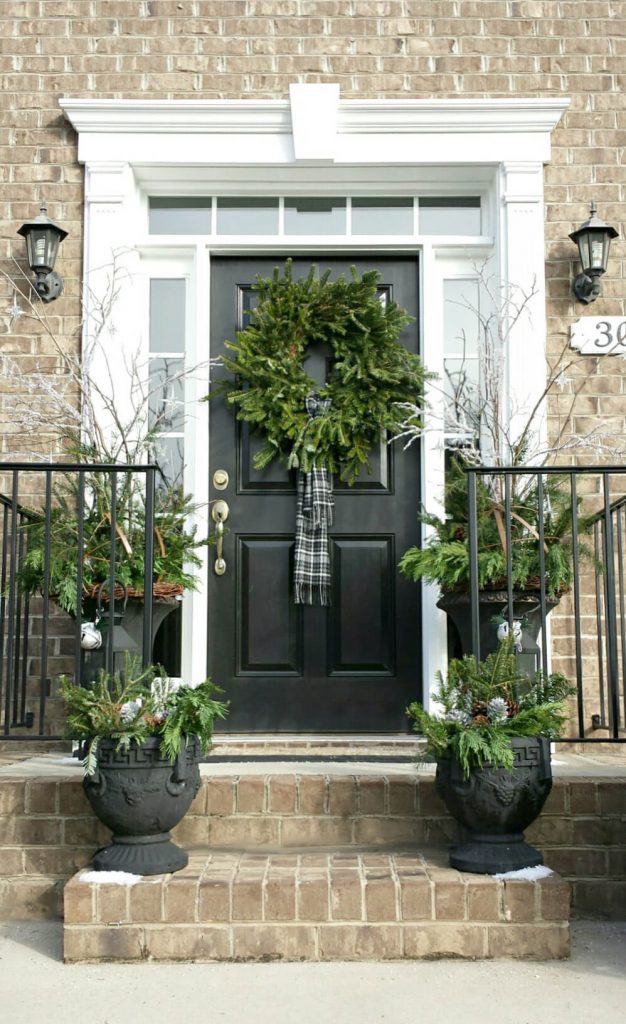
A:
[{"left": 159, "top": 679, "right": 229, "bottom": 761}]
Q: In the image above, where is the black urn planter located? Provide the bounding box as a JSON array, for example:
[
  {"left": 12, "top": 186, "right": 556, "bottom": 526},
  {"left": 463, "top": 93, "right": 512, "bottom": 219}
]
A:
[
  {"left": 81, "top": 596, "right": 180, "bottom": 682},
  {"left": 435, "top": 735, "right": 552, "bottom": 874},
  {"left": 83, "top": 736, "right": 201, "bottom": 875},
  {"left": 437, "top": 590, "right": 558, "bottom": 664}
]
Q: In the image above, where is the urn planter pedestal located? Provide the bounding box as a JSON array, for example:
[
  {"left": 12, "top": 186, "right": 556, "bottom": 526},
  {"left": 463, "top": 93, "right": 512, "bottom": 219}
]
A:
[
  {"left": 81, "top": 595, "right": 180, "bottom": 682},
  {"left": 435, "top": 735, "right": 553, "bottom": 874},
  {"left": 83, "top": 736, "right": 201, "bottom": 876}
]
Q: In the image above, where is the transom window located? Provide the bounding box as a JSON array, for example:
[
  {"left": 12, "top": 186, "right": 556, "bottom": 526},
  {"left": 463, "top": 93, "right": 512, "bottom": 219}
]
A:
[{"left": 148, "top": 196, "right": 482, "bottom": 237}]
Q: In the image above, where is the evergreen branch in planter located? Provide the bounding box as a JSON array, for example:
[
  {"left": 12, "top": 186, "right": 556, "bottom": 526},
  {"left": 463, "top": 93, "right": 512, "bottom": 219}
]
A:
[
  {"left": 158, "top": 679, "right": 229, "bottom": 762},
  {"left": 399, "top": 456, "right": 594, "bottom": 598},
  {"left": 18, "top": 473, "right": 207, "bottom": 614},
  {"left": 407, "top": 636, "right": 574, "bottom": 778},
  {"left": 60, "top": 658, "right": 229, "bottom": 776}
]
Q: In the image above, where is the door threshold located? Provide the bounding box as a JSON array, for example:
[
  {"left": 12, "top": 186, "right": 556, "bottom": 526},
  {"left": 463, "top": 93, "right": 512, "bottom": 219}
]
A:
[
  {"left": 203, "top": 754, "right": 420, "bottom": 764},
  {"left": 209, "top": 734, "right": 425, "bottom": 760}
]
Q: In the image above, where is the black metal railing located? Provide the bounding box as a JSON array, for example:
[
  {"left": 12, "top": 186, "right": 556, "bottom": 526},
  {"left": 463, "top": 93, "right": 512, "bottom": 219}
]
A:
[
  {"left": 0, "top": 463, "right": 157, "bottom": 741},
  {"left": 467, "top": 465, "right": 626, "bottom": 743},
  {"left": 0, "top": 491, "right": 36, "bottom": 734},
  {"left": 4, "top": 460, "right": 626, "bottom": 744}
]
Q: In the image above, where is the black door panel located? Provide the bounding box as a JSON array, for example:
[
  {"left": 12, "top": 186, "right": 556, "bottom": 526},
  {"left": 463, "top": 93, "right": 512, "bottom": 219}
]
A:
[{"left": 208, "top": 256, "right": 421, "bottom": 732}]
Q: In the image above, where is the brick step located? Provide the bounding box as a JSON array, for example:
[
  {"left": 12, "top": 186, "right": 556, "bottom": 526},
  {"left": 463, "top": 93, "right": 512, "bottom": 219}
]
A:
[
  {"left": 177, "top": 771, "right": 454, "bottom": 849},
  {"left": 63, "top": 847, "right": 571, "bottom": 962},
  {"left": 0, "top": 873, "right": 68, "bottom": 920},
  {"left": 2, "top": 770, "right": 626, "bottom": 922}
]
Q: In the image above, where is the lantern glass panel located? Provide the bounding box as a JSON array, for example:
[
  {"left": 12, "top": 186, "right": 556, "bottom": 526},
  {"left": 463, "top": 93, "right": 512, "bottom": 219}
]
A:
[
  {"left": 589, "top": 231, "right": 607, "bottom": 272},
  {"left": 30, "top": 227, "right": 60, "bottom": 272},
  {"left": 576, "top": 232, "right": 591, "bottom": 273}
]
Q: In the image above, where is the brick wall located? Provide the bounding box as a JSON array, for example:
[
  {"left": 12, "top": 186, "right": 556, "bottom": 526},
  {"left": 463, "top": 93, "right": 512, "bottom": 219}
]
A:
[
  {"left": 1, "top": 3, "right": 625, "bottom": 729},
  {"left": 1, "top": 2, "right": 625, "bottom": 384},
  {"left": 1, "top": 2, "right": 625, "bottom": 450}
]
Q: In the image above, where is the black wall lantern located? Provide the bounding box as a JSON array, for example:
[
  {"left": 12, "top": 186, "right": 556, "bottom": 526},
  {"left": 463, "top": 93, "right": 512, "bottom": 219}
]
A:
[
  {"left": 17, "top": 203, "right": 68, "bottom": 303},
  {"left": 569, "top": 200, "right": 618, "bottom": 304}
]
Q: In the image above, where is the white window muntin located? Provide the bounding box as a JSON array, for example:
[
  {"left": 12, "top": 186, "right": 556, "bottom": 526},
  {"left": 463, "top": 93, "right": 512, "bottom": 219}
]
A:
[{"left": 147, "top": 195, "right": 485, "bottom": 239}]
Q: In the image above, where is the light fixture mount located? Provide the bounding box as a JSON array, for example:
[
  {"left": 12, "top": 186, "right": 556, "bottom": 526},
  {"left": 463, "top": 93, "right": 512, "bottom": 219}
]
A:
[
  {"left": 569, "top": 200, "right": 618, "bottom": 304},
  {"left": 17, "top": 203, "right": 68, "bottom": 303}
]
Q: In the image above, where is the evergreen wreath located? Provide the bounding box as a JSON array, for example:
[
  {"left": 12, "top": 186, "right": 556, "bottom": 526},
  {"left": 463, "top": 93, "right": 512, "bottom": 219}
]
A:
[{"left": 213, "top": 260, "right": 430, "bottom": 484}]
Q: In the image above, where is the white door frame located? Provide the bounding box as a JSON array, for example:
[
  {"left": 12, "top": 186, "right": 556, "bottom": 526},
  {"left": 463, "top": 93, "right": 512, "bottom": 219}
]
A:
[{"left": 61, "top": 86, "right": 568, "bottom": 701}]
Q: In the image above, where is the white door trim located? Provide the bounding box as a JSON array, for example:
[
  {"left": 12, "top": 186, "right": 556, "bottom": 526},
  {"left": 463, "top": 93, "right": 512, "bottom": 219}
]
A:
[{"left": 61, "top": 86, "right": 568, "bottom": 700}]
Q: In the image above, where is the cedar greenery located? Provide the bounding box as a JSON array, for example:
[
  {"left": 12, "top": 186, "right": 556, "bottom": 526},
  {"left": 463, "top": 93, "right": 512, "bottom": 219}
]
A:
[
  {"left": 59, "top": 659, "right": 228, "bottom": 776},
  {"left": 17, "top": 442, "right": 206, "bottom": 615},
  {"left": 396, "top": 267, "right": 602, "bottom": 602},
  {"left": 407, "top": 636, "right": 573, "bottom": 778},
  {"left": 398, "top": 456, "right": 588, "bottom": 598},
  {"left": 211, "top": 260, "right": 431, "bottom": 484}
]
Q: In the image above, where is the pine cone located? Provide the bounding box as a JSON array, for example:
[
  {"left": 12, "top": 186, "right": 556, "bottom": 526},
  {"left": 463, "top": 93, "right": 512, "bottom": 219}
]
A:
[
  {"left": 506, "top": 700, "right": 520, "bottom": 718},
  {"left": 471, "top": 701, "right": 489, "bottom": 718},
  {"left": 472, "top": 715, "right": 490, "bottom": 726}
]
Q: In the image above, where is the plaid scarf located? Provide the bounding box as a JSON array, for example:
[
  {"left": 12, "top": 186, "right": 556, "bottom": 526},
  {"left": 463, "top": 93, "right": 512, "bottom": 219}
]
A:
[{"left": 294, "top": 395, "right": 334, "bottom": 606}]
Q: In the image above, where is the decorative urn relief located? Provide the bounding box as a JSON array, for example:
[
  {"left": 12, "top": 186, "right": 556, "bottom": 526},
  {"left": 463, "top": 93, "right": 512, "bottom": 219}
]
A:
[
  {"left": 435, "top": 736, "right": 553, "bottom": 874},
  {"left": 83, "top": 737, "right": 201, "bottom": 875}
]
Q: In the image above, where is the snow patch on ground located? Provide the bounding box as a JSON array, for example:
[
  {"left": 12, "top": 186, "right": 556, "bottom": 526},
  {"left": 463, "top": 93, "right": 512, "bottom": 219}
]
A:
[
  {"left": 56, "top": 757, "right": 81, "bottom": 765},
  {"left": 79, "top": 870, "right": 143, "bottom": 885},
  {"left": 493, "top": 865, "right": 553, "bottom": 881}
]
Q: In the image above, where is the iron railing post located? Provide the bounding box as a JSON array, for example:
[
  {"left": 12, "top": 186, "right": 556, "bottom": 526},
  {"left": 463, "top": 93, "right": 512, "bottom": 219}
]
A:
[
  {"left": 467, "top": 468, "right": 481, "bottom": 664},
  {"left": 569, "top": 473, "right": 585, "bottom": 737},
  {"left": 602, "top": 473, "right": 621, "bottom": 738},
  {"left": 142, "top": 466, "right": 156, "bottom": 669},
  {"left": 536, "top": 473, "right": 549, "bottom": 678},
  {"left": 3, "top": 472, "right": 19, "bottom": 735},
  {"left": 73, "top": 470, "right": 85, "bottom": 688},
  {"left": 504, "top": 472, "right": 513, "bottom": 631},
  {"left": 38, "top": 470, "right": 52, "bottom": 734},
  {"left": 107, "top": 471, "right": 117, "bottom": 676}
]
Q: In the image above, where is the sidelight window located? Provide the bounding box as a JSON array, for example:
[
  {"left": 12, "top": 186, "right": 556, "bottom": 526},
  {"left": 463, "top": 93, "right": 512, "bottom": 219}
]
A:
[{"left": 148, "top": 279, "right": 186, "bottom": 489}]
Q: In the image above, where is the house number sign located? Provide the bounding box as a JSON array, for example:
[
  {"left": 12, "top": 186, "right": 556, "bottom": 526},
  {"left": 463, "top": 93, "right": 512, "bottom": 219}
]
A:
[{"left": 570, "top": 317, "right": 626, "bottom": 355}]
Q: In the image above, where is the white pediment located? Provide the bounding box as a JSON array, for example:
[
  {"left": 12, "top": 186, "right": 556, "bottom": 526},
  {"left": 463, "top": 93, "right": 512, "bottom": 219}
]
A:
[{"left": 60, "top": 88, "right": 569, "bottom": 171}]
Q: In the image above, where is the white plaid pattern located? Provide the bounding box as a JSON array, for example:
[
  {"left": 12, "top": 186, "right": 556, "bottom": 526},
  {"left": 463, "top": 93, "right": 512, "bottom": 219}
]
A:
[{"left": 294, "top": 395, "right": 334, "bottom": 606}]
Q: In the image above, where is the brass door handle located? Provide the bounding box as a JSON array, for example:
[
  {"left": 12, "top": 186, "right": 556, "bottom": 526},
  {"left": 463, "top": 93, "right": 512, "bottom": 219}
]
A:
[{"left": 212, "top": 500, "right": 229, "bottom": 576}]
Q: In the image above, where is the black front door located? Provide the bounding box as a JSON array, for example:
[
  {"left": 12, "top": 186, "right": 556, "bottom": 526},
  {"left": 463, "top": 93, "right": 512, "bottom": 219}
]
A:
[{"left": 208, "top": 256, "right": 421, "bottom": 732}]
